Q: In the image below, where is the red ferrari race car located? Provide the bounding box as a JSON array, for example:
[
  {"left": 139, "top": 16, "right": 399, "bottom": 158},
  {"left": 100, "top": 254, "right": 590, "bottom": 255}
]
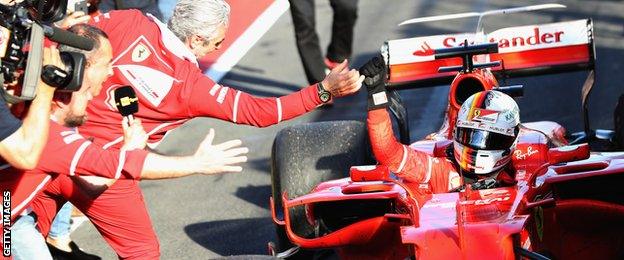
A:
[{"left": 269, "top": 4, "right": 624, "bottom": 260}]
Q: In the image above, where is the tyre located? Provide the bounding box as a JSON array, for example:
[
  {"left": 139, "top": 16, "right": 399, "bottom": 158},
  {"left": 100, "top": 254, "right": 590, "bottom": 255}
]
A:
[{"left": 270, "top": 120, "right": 373, "bottom": 254}]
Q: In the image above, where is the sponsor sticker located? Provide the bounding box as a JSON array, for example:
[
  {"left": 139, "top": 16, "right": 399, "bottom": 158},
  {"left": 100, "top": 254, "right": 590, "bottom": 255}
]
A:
[
  {"left": 117, "top": 64, "right": 175, "bottom": 107},
  {"left": 514, "top": 146, "right": 539, "bottom": 160},
  {"left": 472, "top": 108, "right": 499, "bottom": 123},
  {"left": 388, "top": 20, "right": 589, "bottom": 65},
  {"left": 372, "top": 92, "right": 388, "bottom": 106},
  {"left": 456, "top": 120, "right": 514, "bottom": 136}
]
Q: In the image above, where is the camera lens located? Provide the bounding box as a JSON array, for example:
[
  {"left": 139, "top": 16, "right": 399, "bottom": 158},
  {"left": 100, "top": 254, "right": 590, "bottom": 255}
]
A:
[{"left": 26, "top": 0, "right": 67, "bottom": 23}]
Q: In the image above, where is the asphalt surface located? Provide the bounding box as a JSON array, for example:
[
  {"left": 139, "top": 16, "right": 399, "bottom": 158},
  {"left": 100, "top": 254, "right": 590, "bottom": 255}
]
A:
[{"left": 73, "top": 0, "right": 624, "bottom": 259}]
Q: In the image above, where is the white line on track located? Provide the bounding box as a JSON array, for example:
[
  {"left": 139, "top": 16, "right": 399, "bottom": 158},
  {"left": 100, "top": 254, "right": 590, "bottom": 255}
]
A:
[{"left": 205, "top": 0, "right": 290, "bottom": 82}]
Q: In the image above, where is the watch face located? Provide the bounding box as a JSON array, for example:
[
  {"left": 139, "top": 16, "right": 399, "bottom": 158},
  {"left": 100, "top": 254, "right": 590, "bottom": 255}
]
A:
[{"left": 320, "top": 92, "right": 331, "bottom": 103}]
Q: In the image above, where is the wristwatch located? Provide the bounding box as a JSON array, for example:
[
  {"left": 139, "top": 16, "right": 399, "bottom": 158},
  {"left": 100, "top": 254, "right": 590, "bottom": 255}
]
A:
[{"left": 317, "top": 82, "right": 332, "bottom": 103}]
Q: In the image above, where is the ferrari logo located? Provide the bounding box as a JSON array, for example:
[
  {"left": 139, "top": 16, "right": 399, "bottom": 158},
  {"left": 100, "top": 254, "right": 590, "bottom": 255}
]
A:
[
  {"left": 132, "top": 43, "right": 151, "bottom": 62},
  {"left": 471, "top": 108, "right": 499, "bottom": 123}
]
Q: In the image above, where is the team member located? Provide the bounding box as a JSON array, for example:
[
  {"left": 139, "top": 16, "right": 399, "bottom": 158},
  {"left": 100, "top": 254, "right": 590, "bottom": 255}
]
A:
[
  {"left": 47, "top": 1, "right": 361, "bottom": 258},
  {"left": 289, "top": 0, "right": 359, "bottom": 85},
  {"left": 80, "top": 0, "right": 363, "bottom": 149},
  {"left": 360, "top": 55, "right": 518, "bottom": 193},
  {"left": 4, "top": 24, "right": 247, "bottom": 259}
]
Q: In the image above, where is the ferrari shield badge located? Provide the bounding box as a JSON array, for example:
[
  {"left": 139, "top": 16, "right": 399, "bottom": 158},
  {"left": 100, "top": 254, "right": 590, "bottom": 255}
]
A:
[
  {"left": 472, "top": 108, "right": 499, "bottom": 123},
  {"left": 132, "top": 43, "right": 151, "bottom": 62}
]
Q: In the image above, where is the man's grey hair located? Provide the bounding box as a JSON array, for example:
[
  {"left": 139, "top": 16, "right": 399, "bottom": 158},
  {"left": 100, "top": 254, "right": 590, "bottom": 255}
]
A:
[{"left": 168, "top": 0, "right": 231, "bottom": 42}]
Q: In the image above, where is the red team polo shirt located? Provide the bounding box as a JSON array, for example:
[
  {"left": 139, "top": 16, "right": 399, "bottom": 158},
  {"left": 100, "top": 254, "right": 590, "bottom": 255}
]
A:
[
  {"left": 0, "top": 120, "right": 147, "bottom": 221},
  {"left": 81, "top": 10, "right": 324, "bottom": 149}
]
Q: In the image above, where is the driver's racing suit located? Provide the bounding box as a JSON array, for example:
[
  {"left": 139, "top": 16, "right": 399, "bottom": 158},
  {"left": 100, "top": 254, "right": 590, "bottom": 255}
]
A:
[{"left": 367, "top": 109, "right": 516, "bottom": 194}]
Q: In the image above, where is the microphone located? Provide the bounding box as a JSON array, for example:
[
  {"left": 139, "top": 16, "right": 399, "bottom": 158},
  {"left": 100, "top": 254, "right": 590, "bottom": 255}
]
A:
[
  {"left": 114, "top": 86, "right": 139, "bottom": 126},
  {"left": 43, "top": 25, "right": 95, "bottom": 51}
]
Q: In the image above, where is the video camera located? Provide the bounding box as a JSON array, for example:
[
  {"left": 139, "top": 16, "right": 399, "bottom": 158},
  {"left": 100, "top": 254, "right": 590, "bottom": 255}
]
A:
[{"left": 0, "top": 0, "right": 95, "bottom": 104}]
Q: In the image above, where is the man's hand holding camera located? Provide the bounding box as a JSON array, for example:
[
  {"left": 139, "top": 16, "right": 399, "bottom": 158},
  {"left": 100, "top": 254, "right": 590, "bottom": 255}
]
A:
[
  {"left": 39, "top": 45, "right": 63, "bottom": 96},
  {"left": 0, "top": 46, "right": 65, "bottom": 169}
]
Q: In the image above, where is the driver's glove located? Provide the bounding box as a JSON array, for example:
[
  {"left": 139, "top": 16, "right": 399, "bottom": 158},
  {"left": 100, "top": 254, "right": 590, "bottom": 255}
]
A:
[{"left": 359, "top": 54, "right": 388, "bottom": 111}]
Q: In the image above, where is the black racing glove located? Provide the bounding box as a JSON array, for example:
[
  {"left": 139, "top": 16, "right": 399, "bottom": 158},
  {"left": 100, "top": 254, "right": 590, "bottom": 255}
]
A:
[{"left": 359, "top": 54, "right": 388, "bottom": 111}]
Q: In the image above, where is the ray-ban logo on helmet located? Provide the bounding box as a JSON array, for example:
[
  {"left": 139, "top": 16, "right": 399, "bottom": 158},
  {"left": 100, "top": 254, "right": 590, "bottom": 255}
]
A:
[{"left": 472, "top": 108, "right": 499, "bottom": 123}]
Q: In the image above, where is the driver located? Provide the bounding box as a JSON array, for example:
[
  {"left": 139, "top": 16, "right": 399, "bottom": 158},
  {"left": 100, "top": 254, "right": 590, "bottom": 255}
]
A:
[{"left": 359, "top": 55, "right": 519, "bottom": 193}]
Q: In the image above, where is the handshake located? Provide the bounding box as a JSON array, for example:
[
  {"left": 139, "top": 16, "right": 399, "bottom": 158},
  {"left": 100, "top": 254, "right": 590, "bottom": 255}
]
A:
[{"left": 359, "top": 54, "right": 389, "bottom": 111}]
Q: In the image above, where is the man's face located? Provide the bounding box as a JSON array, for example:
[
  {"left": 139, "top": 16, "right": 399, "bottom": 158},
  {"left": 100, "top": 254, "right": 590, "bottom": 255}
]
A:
[
  {"left": 63, "top": 37, "right": 113, "bottom": 127},
  {"left": 191, "top": 24, "right": 227, "bottom": 58}
]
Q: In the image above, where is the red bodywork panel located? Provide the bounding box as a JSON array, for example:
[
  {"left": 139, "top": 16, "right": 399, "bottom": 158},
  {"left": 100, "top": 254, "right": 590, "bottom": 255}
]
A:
[
  {"left": 271, "top": 123, "right": 624, "bottom": 259},
  {"left": 269, "top": 16, "right": 623, "bottom": 260}
]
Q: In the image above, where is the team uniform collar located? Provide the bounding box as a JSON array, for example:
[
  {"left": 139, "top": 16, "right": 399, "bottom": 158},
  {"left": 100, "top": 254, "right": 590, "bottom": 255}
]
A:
[{"left": 146, "top": 14, "right": 199, "bottom": 67}]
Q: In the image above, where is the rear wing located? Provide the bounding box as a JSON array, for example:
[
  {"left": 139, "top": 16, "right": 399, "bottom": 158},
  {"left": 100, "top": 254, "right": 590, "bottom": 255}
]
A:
[{"left": 386, "top": 19, "right": 595, "bottom": 87}]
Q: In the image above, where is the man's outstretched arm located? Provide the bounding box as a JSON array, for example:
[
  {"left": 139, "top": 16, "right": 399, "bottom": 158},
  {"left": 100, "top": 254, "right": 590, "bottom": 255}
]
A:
[
  {"left": 140, "top": 128, "right": 248, "bottom": 179},
  {"left": 188, "top": 60, "right": 364, "bottom": 127}
]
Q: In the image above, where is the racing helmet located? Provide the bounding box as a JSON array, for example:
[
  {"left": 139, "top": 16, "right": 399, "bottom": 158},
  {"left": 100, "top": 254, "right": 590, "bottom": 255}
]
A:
[{"left": 453, "top": 90, "right": 520, "bottom": 175}]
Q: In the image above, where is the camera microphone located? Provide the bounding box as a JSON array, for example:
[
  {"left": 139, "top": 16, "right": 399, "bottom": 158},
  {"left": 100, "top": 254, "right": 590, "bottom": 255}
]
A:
[
  {"left": 114, "top": 86, "right": 139, "bottom": 126},
  {"left": 43, "top": 25, "right": 95, "bottom": 51}
]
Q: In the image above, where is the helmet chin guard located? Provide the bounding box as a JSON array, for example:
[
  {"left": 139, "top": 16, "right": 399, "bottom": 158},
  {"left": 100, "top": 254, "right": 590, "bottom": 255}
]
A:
[{"left": 453, "top": 141, "right": 512, "bottom": 174}]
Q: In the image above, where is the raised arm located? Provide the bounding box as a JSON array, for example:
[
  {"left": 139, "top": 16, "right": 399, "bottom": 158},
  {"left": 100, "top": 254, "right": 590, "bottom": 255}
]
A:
[
  {"left": 361, "top": 55, "right": 429, "bottom": 183},
  {"left": 0, "top": 46, "right": 60, "bottom": 169}
]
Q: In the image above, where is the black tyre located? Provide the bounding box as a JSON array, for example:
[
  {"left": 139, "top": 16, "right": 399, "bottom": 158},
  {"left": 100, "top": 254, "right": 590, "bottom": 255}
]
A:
[{"left": 270, "top": 120, "right": 373, "bottom": 254}]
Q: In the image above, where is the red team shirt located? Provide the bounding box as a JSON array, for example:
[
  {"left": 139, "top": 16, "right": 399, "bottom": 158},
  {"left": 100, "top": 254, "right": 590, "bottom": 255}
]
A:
[
  {"left": 0, "top": 120, "right": 147, "bottom": 220},
  {"left": 81, "top": 10, "right": 324, "bottom": 149},
  {"left": 19, "top": 9, "right": 330, "bottom": 259}
]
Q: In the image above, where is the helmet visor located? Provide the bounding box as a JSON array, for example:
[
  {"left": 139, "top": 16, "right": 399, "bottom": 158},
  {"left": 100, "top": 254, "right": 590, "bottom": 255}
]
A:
[{"left": 454, "top": 127, "right": 517, "bottom": 150}]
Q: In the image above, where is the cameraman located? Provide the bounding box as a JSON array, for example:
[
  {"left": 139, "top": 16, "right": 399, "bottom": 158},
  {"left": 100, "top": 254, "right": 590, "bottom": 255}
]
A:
[
  {"left": 3, "top": 24, "right": 248, "bottom": 260},
  {"left": 0, "top": 0, "right": 63, "bottom": 170},
  {"left": 0, "top": 47, "right": 57, "bottom": 170}
]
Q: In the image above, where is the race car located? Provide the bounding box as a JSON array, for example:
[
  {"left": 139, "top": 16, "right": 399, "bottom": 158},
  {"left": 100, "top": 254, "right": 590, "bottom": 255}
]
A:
[{"left": 268, "top": 4, "right": 624, "bottom": 260}]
